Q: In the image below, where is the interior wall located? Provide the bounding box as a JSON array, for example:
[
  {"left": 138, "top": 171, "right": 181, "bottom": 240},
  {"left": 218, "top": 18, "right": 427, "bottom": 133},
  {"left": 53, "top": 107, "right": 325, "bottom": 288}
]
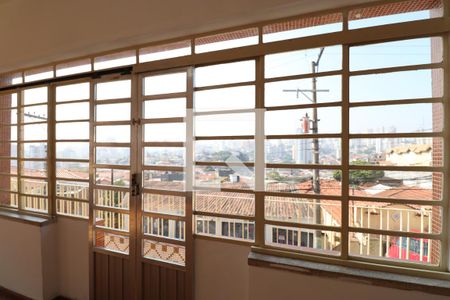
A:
[
  {"left": 56, "top": 217, "right": 89, "bottom": 300},
  {"left": 249, "top": 266, "right": 450, "bottom": 300},
  {"left": 194, "top": 239, "right": 250, "bottom": 300},
  {"left": 0, "top": 218, "right": 45, "bottom": 300},
  {"left": 0, "top": 0, "right": 379, "bottom": 73}
]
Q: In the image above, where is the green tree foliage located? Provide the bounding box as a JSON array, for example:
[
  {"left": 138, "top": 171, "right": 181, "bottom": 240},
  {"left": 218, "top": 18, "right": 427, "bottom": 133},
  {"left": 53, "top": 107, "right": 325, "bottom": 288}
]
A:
[{"left": 333, "top": 160, "right": 384, "bottom": 185}]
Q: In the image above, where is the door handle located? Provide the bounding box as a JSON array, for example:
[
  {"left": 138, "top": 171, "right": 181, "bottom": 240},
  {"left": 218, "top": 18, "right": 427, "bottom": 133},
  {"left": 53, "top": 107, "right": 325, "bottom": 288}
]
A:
[{"left": 131, "top": 173, "right": 141, "bottom": 196}]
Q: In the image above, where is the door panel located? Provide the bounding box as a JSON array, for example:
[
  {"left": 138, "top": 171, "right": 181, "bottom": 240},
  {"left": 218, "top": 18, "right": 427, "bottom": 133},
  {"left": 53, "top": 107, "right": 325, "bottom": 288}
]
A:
[
  {"left": 90, "top": 76, "right": 136, "bottom": 300},
  {"left": 90, "top": 70, "right": 194, "bottom": 299},
  {"left": 137, "top": 68, "right": 194, "bottom": 300}
]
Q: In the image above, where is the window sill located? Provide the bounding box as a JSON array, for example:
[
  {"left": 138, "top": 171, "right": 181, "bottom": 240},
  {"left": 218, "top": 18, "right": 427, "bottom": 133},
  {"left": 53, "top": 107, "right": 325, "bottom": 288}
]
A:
[
  {"left": 248, "top": 250, "right": 450, "bottom": 297},
  {"left": 0, "top": 210, "right": 54, "bottom": 227}
]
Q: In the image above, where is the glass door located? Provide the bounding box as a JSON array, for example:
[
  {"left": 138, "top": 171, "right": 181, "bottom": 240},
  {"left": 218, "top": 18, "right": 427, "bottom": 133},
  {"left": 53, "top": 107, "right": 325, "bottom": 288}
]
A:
[
  {"left": 90, "top": 75, "right": 137, "bottom": 299},
  {"left": 137, "top": 68, "right": 194, "bottom": 299}
]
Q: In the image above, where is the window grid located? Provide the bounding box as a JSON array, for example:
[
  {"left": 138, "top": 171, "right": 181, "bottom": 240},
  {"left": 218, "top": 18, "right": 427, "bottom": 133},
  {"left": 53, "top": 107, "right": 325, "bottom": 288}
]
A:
[
  {"left": 192, "top": 60, "right": 257, "bottom": 243},
  {"left": 0, "top": 0, "right": 447, "bottom": 277},
  {"left": 54, "top": 80, "right": 91, "bottom": 219}
]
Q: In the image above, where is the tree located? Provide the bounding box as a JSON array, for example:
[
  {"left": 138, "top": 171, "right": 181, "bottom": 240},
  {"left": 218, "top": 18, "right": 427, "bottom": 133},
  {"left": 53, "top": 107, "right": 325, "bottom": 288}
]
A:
[{"left": 333, "top": 160, "right": 384, "bottom": 185}]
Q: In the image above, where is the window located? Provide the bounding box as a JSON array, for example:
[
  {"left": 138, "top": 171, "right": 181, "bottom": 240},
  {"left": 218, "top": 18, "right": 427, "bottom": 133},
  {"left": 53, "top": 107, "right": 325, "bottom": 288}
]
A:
[
  {"left": 55, "top": 81, "right": 90, "bottom": 218},
  {"left": 0, "top": 0, "right": 449, "bottom": 277},
  {"left": 193, "top": 60, "right": 256, "bottom": 242}
]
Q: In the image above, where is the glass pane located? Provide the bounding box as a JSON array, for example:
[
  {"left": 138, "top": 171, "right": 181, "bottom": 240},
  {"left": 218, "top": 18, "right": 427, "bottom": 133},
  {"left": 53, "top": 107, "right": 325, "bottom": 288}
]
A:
[
  {"left": 0, "top": 142, "right": 17, "bottom": 158},
  {"left": 95, "top": 231, "right": 129, "bottom": 254},
  {"left": 56, "top": 180, "right": 89, "bottom": 200},
  {"left": 265, "top": 46, "right": 342, "bottom": 79},
  {"left": 195, "top": 191, "right": 255, "bottom": 217},
  {"left": 139, "top": 40, "right": 191, "bottom": 63},
  {"left": 24, "top": 67, "right": 53, "bottom": 83},
  {"left": 265, "top": 76, "right": 341, "bottom": 106},
  {"left": 0, "top": 93, "right": 17, "bottom": 108},
  {"left": 23, "top": 87, "right": 48, "bottom": 105},
  {"left": 195, "top": 166, "right": 254, "bottom": 190},
  {"left": 56, "top": 162, "right": 89, "bottom": 180},
  {"left": 143, "top": 193, "right": 185, "bottom": 216},
  {"left": 266, "top": 107, "right": 341, "bottom": 135},
  {"left": 0, "top": 109, "right": 18, "bottom": 125},
  {"left": 350, "top": 137, "right": 442, "bottom": 167},
  {"left": 144, "top": 147, "right": 185, "bottom": 166},
  {"left": 144, "top": 123, "right": 185, "bottom": 142},
  {"left": 143, "top": 170, "right": 185, "bottom": 191},
  {"left": 0, "top": 126, "right": 17, "bottom": 141},
  {"left": 263, "top": 13, "right": 343, "bottom": 43},
  {"left": 0, "top": 175, "right": 18, "bottom": 192},
  {"left": 56, "top": 59, "right": 91, "bottom": 77},
  {"left": 95, "top": 168, "right": 130, "bottom": 187},
  {"left": 56, "top": 142, "right": 89, "bottom": 160},
  {"left": 350, "top": 37, "right": 443, "bottom": 71},
  {"left": 195, "top": 140, "right": 254, "bottom": 163},
  {"left": 195, "top": 28, "right": 258, "bottom": 53},
  {"left": 0, "top": 160, "right": 18, "bottom": 175},
  {"left": 349, "top": 232, "right": 439, "bottom": 265},
  {"left": 0, "top": 191, "right": 18, "bottom": 208},
  {"left": 144, "top": 73, "right": 187, "bottom": 96},
  {"left": 23, "top": 143, "right": 47, "bottom": 159},
  {"left": 349, "top": 0, "right": 444, "bottom": 30},
  {"left": 22, "top": 195, "right": 48, "bottom": 213},
  {"left": 21, "top": 178, "right": 48, "bottom": 196},
  {"left": 350, "top": 69, "right": 442, "bottom": 102},
  {"left": 266, "top": 224, "right": 340, "bottom": 255},
  {"left": 56, "top": 82, "right": 90, "bottom": 102},
  {"left": 96, "top": 125, "right": 130, "bottom": 143},
  {"left": 266, "top": 139, "right": 341, "bottom": 165},
  {"left": 195, "top": 113, "right": 255, "bottom": 136},
  {"left": 347, "top": 170, "right": 439, "bottom": 201},
  {"left": 195, "top": 60, "right": 255, "bottom": 87},
  {"left": 94, "top": 50, "right": 136, "bottom": 70},
  {"left": 266, "top": 196, "right": 341, "bottom": 226},
  {"left": 144, "top": 98, "right": 186, "bottom": 119},
  {"left": 194, "top": 86, "right": 255, "bottom": 112},
  {"left": 95, "top": 210, "right": 129, "bottom": 232},
  {"left": 23, "top": 105, "right": 48, "bottom": 123},
  {"left": 0, "top": 73, "right": 22, "bottom": 87},
  {"left": 56, "top": 102, "right": 89, "bottom": 121},
  {"left": 143, "top": 216, "right": 185, "bottom": 240},
  {"left": 22, "top": 161, "right": 47, "bottom": 178},
  {"left": 94, "top": 189, "right": 129, "bottom": 210},
  {"left": 56, "top": 122, "right": 89, "bottom": 140},
  {"left": 96, "top": 80, "right": 131, "bottom": 100},
  {"left": 96, "top": 147, "right": 130, "bottom": 166},
  {"left": 57, "top": 199, "right": 89, "bottom": 218},
  {"left": 143, "top": 239, "right": 185, "bottom": 266},
  {"left": 266, "top": 168, "right": 340, "bottom": 196},
  {"left": 350, "top": 103, "right": 441, "bottom": 134},
  {"left": 349, "top": 201, "right": 441, "bottom": 234},
  {"left": 195, "top": 215, "right": 255, "bottom": 242},
  {"left": 96, "top": 103, "right": 131, "bottom": 121}
]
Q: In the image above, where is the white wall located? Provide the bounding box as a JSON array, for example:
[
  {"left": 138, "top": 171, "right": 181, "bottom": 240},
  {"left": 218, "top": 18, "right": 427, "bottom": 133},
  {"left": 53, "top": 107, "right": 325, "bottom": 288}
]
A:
[
  {"left": 195, "top": 239, "right": 250, "bottom": 300},
  {"left": 0, "top": 217, "right": 89, "bottom": 300},
  {"left": 0, "top": 218, "right": 44, "bottom": 299},
  {"left": 249, "top": 265, "right": 450, "bottom": 300},
  {"left": 56, "top": 217, "right": 89, "bottom": 300}
]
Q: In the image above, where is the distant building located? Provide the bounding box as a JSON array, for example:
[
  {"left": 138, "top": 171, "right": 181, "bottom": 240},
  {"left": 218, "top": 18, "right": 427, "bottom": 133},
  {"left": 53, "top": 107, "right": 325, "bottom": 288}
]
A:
[{"left": 385, "top": 144, "right": 432, "bottom": 166}]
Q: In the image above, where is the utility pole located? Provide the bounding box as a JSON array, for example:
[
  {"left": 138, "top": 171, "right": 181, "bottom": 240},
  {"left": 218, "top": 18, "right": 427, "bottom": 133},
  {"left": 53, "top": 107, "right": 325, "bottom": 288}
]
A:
[
  {"left": 311, "top": 48, "right": 324, "bottom": 249},
  {"left": 283, "top": 47, "right": 327, "bottom": 249}
]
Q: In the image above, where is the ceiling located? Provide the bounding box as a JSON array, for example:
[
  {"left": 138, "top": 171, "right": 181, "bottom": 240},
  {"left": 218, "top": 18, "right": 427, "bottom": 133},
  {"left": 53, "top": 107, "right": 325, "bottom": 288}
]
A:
[{"left": 0, "top": 0, "right": 379, "bottom": 73}]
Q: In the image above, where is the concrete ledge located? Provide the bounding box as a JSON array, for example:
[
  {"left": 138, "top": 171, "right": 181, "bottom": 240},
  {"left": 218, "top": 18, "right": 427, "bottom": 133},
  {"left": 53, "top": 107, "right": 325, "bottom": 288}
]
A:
[
  {"left": 249, "top": 251, "right": 450, "bottom": 296},
  {"left": 0, "top": 210, "right": 54, "bottom": 226}
]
